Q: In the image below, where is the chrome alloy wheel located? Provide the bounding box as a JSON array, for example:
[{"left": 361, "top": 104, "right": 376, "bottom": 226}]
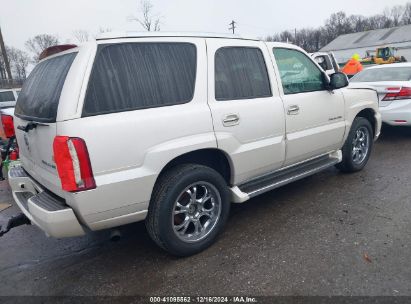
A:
[
  {"left": 352, "top": 126, "right": 370, "bottom": 165},
  {"left": 172, "top": 182, "right": 222, "bottom": 243}
]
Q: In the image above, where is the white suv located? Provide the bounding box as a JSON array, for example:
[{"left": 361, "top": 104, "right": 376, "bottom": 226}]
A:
[{"left": 9, "top": 33, "right": 381, "bottom": 256}]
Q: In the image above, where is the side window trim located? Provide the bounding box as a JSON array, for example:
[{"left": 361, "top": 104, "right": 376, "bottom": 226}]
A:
[{"left": 214, "top": 46, "right": 273, "bottom": 101}]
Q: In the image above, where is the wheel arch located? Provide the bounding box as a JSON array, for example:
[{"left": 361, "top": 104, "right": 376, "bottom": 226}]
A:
[
  {"left": 355, "top": 108, "right": 377, "bottom": 136},
  {"left": 154, "top": 148, "right": 234, "bottom": 188}
]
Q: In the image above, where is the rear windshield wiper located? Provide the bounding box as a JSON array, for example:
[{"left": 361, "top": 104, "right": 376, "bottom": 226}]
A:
[{"left": 17, "top": 121, "right": 49, "bottom": 132}]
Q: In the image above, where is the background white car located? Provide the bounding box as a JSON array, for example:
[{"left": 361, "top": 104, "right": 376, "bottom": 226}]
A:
[
  {"left": 0, "top": 88, "right": 20, "bottom": 109},
  {"left": 350, "top": 63, "right": 411, "bottom": 126}
]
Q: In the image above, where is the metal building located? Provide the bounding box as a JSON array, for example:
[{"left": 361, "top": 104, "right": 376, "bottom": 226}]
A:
[{"left": 320, "top": 24, "right": 411, "bottom": 64}]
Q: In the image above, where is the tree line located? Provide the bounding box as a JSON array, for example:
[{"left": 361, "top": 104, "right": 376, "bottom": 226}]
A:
[
  {"left": 0, "top": 34, "right": 59, "bottom": 81},
  {"left": 2, "top": 1, "right": 411, "bottom": 80},
  {"left": 266, "top": 2, "right": 411, "bottom": 52},
  {"left": 0, "top": 0, "right": 160, "bottom": 81}
]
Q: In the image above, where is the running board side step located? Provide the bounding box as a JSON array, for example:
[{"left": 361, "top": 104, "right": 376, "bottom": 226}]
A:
[{"left": 230, "top": 152, "right": 341, "bottom": 202}]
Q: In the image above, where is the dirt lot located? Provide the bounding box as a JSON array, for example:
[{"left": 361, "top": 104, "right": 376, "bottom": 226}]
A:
[{"left": 0, "top": 125, "right": 410, "bottom": 296}]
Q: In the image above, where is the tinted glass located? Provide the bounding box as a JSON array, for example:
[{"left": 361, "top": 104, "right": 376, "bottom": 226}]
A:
[
  {"left": 215, "top": 47, "right": 271, "bottom": 101},
  {"left": 15, "top": 53, "right": 76, "bottom": 122},
  {"left": 84, "top": 43, "right": 197, "bottom": 116},
  {"left": 0, "top": 91, "right": 15, "bottom": 102},
  {"left": 351, "top": 67, "right": 411, "bottom": 82},
  {"left": 273, "top": 48, "right": 325, "bottom": 94}
]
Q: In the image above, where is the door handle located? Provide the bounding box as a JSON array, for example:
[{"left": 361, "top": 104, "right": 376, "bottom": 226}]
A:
[
  {"left": 222, "top": 114, "right": 240, "bottom": 126},
  {"left": 287, "top": 105, "right": 300, "bottom": 115}
]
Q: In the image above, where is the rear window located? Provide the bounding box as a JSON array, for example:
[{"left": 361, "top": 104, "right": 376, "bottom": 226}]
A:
[
  {"left": 15, "top": 52, "right": 76, "bottom": 123},
  {"left": 351, "top": 67, "right": 411, "bottom": 82},
  {"left": 0, "top": 91, "right": 15, "bottom": 102},
  {"left": 83, "top": 42, "right": 197, "bottom": 116}
]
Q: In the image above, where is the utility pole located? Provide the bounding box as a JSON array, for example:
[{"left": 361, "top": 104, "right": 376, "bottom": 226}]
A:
[
  {"left": 229, "top": 20, "right": 236, "bottom": 34},
  {"left": 0, "top": 25, "right": 12, "bottom": 80}
]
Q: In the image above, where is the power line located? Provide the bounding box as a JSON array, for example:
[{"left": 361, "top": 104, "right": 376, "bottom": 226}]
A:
[{"left": 229, "top": 20, "right": 236, "bottom": 34}]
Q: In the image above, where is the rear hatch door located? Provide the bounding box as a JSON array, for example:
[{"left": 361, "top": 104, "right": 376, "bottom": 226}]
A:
[{"left": 14, "top": 52, "right": 77, "bottom": 195}]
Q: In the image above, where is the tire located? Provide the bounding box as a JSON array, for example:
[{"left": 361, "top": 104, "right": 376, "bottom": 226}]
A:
[
  {"left": 336, "top": 117, "right": 373, "bottom": 173},
  {"left": 146, "top": 164, "right": 230, "bottom": 256}
]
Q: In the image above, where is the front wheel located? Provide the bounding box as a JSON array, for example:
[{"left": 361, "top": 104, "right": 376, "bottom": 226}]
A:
[
  {"left": 336, "top": 117, "right": 373, "bottom": 173},
  {"left": 146, "top": 164, "right": 230, "bottom": 256}
]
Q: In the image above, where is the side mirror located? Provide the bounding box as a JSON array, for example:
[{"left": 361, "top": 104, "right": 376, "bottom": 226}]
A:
[{"left": 329, "top": 72, "right": 349, "bottom": 90}]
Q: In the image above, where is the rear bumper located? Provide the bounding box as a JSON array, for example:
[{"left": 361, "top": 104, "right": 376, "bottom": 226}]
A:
[
  {"left": 8, "top": 165, "right": 85, "bottom": 238},
  {"left": 380, "top": 99, "right": 411, "bottom": 126}
]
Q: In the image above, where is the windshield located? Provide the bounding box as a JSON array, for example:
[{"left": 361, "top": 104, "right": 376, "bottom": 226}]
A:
[
  {"left": 15, "top": 52, "right": 76, "bottom": 122},
  {"left": 351, "top": 67, "right": 411, "bottom": 82}
]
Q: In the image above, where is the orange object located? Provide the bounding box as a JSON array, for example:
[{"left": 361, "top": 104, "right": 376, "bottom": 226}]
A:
[{"left": 341, "top": 58, "right": 363, "bottom": 76}]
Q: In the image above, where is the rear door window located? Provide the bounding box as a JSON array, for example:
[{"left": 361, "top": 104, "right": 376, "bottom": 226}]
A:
[
  {"left": 83, "top": 42, "right": 197, "bottom": 116},
  {"left": 15, "top": 52, "right": 77, "bottom": 122},
  {"left": 0, "top": 91, "right": 15, "bottom": 102},
  {"left": 214, "top": 47, "right": 272, "bottom": 101}
]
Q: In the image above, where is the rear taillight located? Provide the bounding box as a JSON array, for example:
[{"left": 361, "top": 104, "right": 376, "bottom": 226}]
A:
[
  {"left": 1, "top": 114, "right": 15, "bottom": 138},
  {"left": 382, "top": 87, "right": 411, "bottom": 101},
  {"left": 53, "top": 136, "right": 96, "bottom": 192}
]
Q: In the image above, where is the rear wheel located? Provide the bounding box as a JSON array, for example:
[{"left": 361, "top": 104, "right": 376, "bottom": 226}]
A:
[
  {"left": 336, "top": 117, "right": 373, "bottom": 173},
  {"left": 146, "top": 164, "right": 230, "bottom": 256}
]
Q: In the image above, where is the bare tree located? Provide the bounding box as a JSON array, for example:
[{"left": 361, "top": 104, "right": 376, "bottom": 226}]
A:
[
  {"left": 349, "top": 15, "right": 370, "bottom": 32},
  {"left": 93, "top": 27, "right": 113, "bottom": 39},
  {"left": 7, "top": 47, "right": 30, "bottom": 80},
  {"left": 25, "top": 34, "right": 59, "bottom": 63},
  {"left": 367, "top": 14, "right": 391, "bottom": 29},
  {"left": 265, "top": 1, "right": 411, "bottom": 52},
  {"left": 129, "top": 0, "right": 161, "bottom": 31},
  {"left": 392, "top": 6, "right": 404, "bottom": 26},
  {"left": 402, "top": 3, "right": 411, "bottom": 25},
  {"left": 98, "top": 27, "right": 112, "bottom": 33},
  {"left": 73, "top": 29, "right": 90, "bottom": 43},
  {"left": 324, "top": 12, "right": 353, "bottom": 42},
  {"left": 0, "top": 53, "right": 7, "bottom": 80}
]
